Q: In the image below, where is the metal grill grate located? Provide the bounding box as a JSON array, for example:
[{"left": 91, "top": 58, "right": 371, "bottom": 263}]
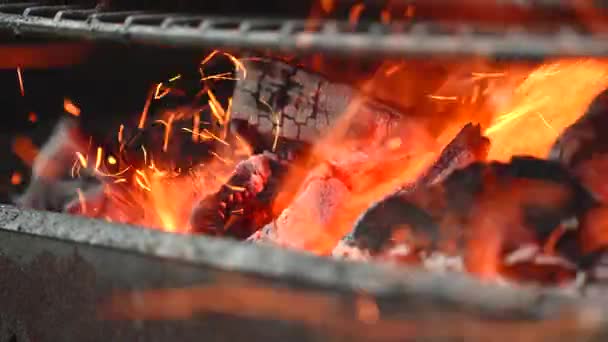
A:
[{"left": 0, "top": 2, "right": 607, "bottom": 58}]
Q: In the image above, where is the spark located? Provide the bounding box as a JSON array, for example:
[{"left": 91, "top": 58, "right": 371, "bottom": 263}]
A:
[
  {"left": 139, "top": 88, "right": 154, "bottom": 129},
  {"left": 141, "top": 145, "right": 148, "bottom": 165},
  {"left": 200, "top": 73, "right": 237, "bottom": 82},
  {"left": 537, "top": 112, "right": 558, "bottom": 135},
  {"left": 384, "top": 64, "right": 402, "bottom": 76},
  {"left": 10, "top": 172, "right": 22, "bottom": 185},
  {"left": 135, "top": 170, "right": 152, "bottom": 192},
  {"left": 210, "top": 151, "right": 231, "bottom": 164},
  {"left": 223, "top": 52, "right": 247, "bottom": 80},
  {"left": 427, "top": 95, "right": 458, "bottom": 101},
  {"left": 95, "top": 165, "right": 131, "bottom": 178},
  {"left": 118, "top": 124, "right": 124, "bottom": 144},
  {"left": 76, "top": 188, "right": 87, "bottom": 214},
  {"left": 95, "top": 147, "right": 103, "bottom": 170},
  {"left": 222, "top": 97, "right": 233, "bottom": 140},
  {"left": 113, "top": 178, "right": 127, "bottom": 184},
  {"left": 207, "top": 89, "right": 228, "bottom": 124},
  {"left": 192, "top": 112, "right": 200, "bottom": 142},
  {"left": 259, "top": 99, "right": 281, "bottom": 152},
  {"left": 471, "top": 72, "right": 506, "bottom": 79},
  {"left": 169, "top": 74, "right": 181, "bottom": 82},
  {"left": 225, "top": 184, "right": 246, "bottom": 192},
  {"left": 64, "top": 98, "right": 81, "bottom": 116},
  {"left": 349, "top": 3, "right": 366, "bottom": 27},
  {"left": 484, "top": 102, "right": 537, "bottom": 135},
  {"left": 107, "top": 155, "right": 117, "bottom": 165},
  {"left": 234, "top": 133, "right": 253, "bottom": 157},
  {"left": 16, "top": 67, "right": 24, "bottom": 96},
  {"left": 182, "top": 128, "right": 230, "bottom": 146},
  {"left": 154, "top": 82, "right": 170, "bottom": 99},
  {"left": 28, "top": 112, "right": 37, "bottom": 123},
  {"left": 231, "top": 208, "right": 244, "bottom": 215},
  {"left": 76, "top": 151, "right": 88, "bottom": 168},
  {"left": 200, "top": 50, "right": 220, "bottom": 67},
  {"left": 156, "top": 113, "right": 175, "bottom": 152},
  {"left": 71, "top": 159, "right": 79, "bottom": 178}
]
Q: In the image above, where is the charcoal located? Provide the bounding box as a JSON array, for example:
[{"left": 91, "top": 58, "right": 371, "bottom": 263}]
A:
[
  {"left": 338, "top": 153, "right": 597, "bottom": 285},
  {"left": 248, "top": 162, "right": 351, "bottom": 253},
  {"left": 419, "top": 123, "right": 490, "bottom": 186},
  {"left": 549, "top": 88, "right": 608, "bottom": 168},
  {"left": 335, "top": 123, "right": 490, "bottom": 261},
  {"left": 342, "top": 196, "right": 439, "bottom": 255},
  {"left": 189, "top": 153, "right": 286, "bottom": 239}
]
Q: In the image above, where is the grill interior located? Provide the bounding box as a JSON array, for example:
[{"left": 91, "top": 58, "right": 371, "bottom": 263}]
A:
[{"left": 3, "top": 1, "right": 608, "bottom": 341}]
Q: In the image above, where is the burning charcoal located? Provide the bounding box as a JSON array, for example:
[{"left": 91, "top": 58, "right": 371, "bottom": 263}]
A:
[
  {"left": 549, "top": 88, "right": 608, "bottom": 168},
  {"left": 189, "top": 153, "right": 286, "bottom": 239},
  {"left": 334, "top": 123, "right": 489, "bottom": 262},
  {"left": 248, "top": 162, "right": 351, "bottom": 253},
  {"left": 455, "top": 157, "right": 595, "bottom": 283},
  {"left": 419, "top": 123, "right": 490, "bottom": 187},
  {"left": 340, "top": 196, "right": 440, "bottom": 257}
]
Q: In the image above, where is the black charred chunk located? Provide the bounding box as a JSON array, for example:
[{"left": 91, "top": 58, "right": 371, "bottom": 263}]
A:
[
  {"left": 421, "top": 123, "right": 490, "bottom": 185},
  {"left": 550, "top": 88, "right": 608, "bottom": 168},
  {"left": 189, "top": 153, "right": 287, "bottom": 239},
  {"left": 346, "top": 195, "right": 440, "bottom": 255}
]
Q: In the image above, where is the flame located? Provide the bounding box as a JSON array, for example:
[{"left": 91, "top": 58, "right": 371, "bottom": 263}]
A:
[{"left": 484, "top": 60, "right": 608, "bottom": 161}]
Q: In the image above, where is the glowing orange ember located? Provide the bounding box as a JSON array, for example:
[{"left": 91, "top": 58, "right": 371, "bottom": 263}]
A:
[
  {"left": 10, "top": 172, "right": 22, "bottom": 185},
  {"left": 64, "top": 98, "right": 81, "bottom": 117}
]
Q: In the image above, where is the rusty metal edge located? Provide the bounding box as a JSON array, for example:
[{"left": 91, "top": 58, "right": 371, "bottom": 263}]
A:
[{"left": 0, "top": 203, "right": 605, "bottom": 323}]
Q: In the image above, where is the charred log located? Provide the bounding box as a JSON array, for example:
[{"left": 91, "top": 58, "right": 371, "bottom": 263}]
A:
[
  {"left": 231, "top": 58, "right": 423, "bottom": 150},
  {"left": 335, "top": 123, "right": 490, "bottom": 261}
]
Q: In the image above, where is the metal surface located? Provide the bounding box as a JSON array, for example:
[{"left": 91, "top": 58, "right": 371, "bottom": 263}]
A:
[
  {"left": 0, "top": 3, "right": 608, "bottom": 59},
  {"left": 0, "top": 204, "right": 607, "bottom": 341}
]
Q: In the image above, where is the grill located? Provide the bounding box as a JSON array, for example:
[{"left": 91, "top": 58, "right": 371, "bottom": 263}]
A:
[
  {"left": 0, "top": 1, "right": 608, "bottom": 58},
  {"left": 3, "top": 0, "right": 608, "bottom": 341}
]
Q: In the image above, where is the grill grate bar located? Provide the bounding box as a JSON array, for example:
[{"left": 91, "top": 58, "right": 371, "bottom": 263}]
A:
[{"left": 0, "top": 2, "right": 608, "bottom": 59}]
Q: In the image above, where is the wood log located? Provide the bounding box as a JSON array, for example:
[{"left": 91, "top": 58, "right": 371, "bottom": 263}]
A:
[{"left": 231, "top": 58, "right": 429, "bottom": 150}]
